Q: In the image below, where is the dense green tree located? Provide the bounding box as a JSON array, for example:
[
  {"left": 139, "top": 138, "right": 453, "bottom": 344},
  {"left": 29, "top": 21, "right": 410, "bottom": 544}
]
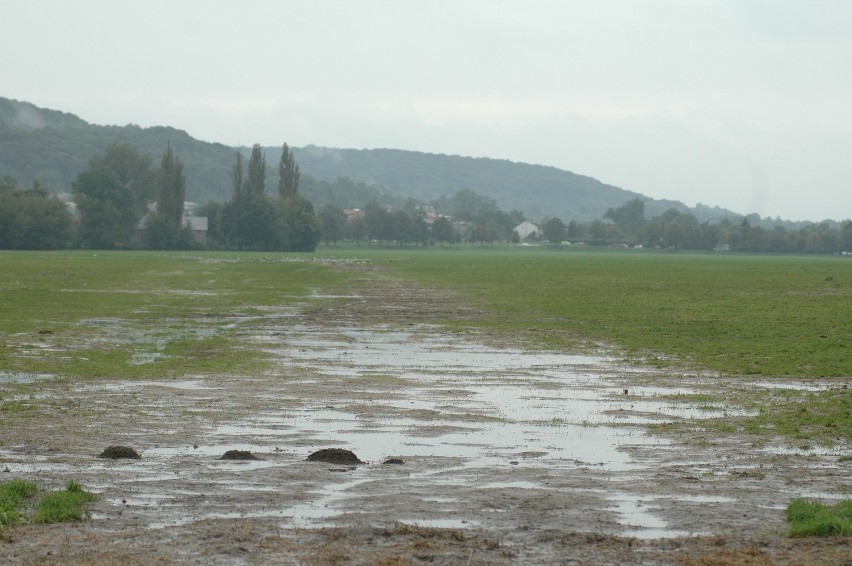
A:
[
  {"left": 278, "top": 143, "right": 300, "bottom": 199},
  {"left": 0, "top": 181, "right": 72, "bottom": 249},
  {"left": 364, "top": 203, "right": 394, "bottom": 245},
  {"left": 228, "top": 152, "right": 246, "bottom": 243},
  {"left": 72, "top": 144, "right": 159, "bottom": 248},
  {"left": 468, "top": 221, "right": 498, "bottom": 245},
  {"left": 318, "top": 204, "right": 346, "bottom": 245},
  {"left": 344, "top": 215, "right": 367, "bottom": 244},
  {"left": 145, "top": 144, "right": 188, "bottom": 248},
  {"left": 88, "top": 143, "right": 157, "bottom": 219},
  {"left": 431, "top": 216, "right": 457, "bottom": 246},
  {"left": 225, "top": 150, "right": 273, "bottom": 249},
  {"left": 231, "top": 152, "right": 245, "bottom": 202},
  {"left": 411, "top": 213, "right": 430, "bottom": 246},
  {"left": 300, "top": 176, "right": 393, "bottom": 210},
  {"left": 604, "top": 198, "right": 646, "bottom": 239},
  {"left": 233, "top": 194, "right": 276, "bottom": 249},
  {"left": 840, "top": 220, "right": 852, "bottom": 252},
  {"left": 156, "top": 143, "right": 186, "bottom": 227},
  {"left": 277, "top": 196, "right": 320, "bottom": 252},
  {"left": 143, "top": 211, "right": 193, "bottom": 250},
  {"left": 73, "top": 167, "right": 136, "bottom": 248},
  {"left": 433, "top": 188, "right": 500, "bottom": 223},
  {"left": 245, "top": 144, "right": 266, "bottom": 197},
  {"left": 541, "top": 217, "right": 567, "bottom": 244}
]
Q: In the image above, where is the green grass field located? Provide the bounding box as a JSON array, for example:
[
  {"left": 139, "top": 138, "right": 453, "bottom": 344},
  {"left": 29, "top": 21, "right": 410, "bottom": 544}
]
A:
[
  {"left": 0, "top": 250, "right": 353, "bottom": 380},
  {"left": 1, "top": 247, "right": 850, "bottom": 444}
]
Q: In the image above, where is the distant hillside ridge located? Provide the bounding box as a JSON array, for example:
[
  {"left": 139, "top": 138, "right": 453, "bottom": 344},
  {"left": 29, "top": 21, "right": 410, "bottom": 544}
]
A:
[
  {"left": 290, "top": 145, "right": 730, "bottom": 222},
  {"left": 2, "top": 95, "right": 742, "bottom": 222},
  {"left": 0, "top": 96, "right": 235, "bottom": 203}
]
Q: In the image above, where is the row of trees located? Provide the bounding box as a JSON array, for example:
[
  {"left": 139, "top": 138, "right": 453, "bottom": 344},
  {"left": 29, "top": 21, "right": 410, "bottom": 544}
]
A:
[
  {"left": 2, "top": 145, "right": 850, "bottom": 254},
  {"left": 0, "top": 177, "right": 72, "bottom": 249},
  {"left": 315, "top": 187, "right": 526, "bottom": 247},
  {"left": 1, "top": 143, "right": 185, "bottom": 250},
  {"left": 534, "top": 199, "right": 852, "bottom": 254},
  {"left": 199, "top": 143, "right": 319, "bottom": 251},
  {"left": 0, "top": 142, "right": 320, "bottom": 251}
]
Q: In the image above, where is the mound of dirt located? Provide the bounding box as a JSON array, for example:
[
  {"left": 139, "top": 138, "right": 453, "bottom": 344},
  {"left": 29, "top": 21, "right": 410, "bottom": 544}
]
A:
[
  {"left": 98, "top": 446, "right": 141, "bottom": 459},
  {"left": 306, "top": 448, "right": 363, "bottom": 465},
  {"left": 384, "top": 458, "right": 405, "bottom": 465},
  {"left": 219, "top": 450, "right": 261, "bottom": 460}
]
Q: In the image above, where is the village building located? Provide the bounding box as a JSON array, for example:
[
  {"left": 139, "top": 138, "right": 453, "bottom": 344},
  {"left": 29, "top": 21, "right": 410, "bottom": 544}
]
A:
[{"left": 513, "top": 220, "right": 540, "bottom": 240}]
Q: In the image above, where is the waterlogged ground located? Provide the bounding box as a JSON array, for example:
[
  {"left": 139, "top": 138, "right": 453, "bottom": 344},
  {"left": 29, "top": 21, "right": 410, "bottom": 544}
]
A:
[{"left": 1, "top": 273, "right": 850, "bottom": 565}]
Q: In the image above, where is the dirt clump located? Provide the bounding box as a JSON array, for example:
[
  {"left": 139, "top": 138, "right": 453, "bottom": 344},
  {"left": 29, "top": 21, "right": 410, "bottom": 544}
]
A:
[
  {"left": 307, "top": 448, "right": 363, "bottom": 464},
  {"left": 97, "top": 446, "right": 141, "bottom": 459},
  {"left": 219, "top": 449, "right": 261, "bottom": 460}
]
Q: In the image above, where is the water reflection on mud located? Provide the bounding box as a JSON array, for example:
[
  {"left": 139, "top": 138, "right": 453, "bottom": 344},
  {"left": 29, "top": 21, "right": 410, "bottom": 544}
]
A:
[{"left": 4, "top": 321, "right": 831, "bottom": 539}]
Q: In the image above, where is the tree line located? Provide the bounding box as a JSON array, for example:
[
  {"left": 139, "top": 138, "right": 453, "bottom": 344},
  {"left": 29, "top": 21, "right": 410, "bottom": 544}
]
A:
[
  {"left": 0, "top": 142, "right": 320, "bottom": 251},
  {"left": 1, "top": 144, "right": 850, "bottom": 255},
  {"left": 537, "top": 199, "right": 852, "bottom": 255},
  {"left": 199, "top": 143, "right": 319, "bottom": 251}
]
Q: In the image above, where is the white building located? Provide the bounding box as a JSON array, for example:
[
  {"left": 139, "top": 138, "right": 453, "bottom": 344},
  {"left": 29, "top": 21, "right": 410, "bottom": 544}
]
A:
[{"left": 513, "top": 221, "right": 540, "bottom": 240}]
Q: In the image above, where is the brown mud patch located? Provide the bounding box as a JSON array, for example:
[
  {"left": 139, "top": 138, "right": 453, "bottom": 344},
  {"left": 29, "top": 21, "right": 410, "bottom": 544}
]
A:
[
  {"left": 97, "top": 446, "right": 141, "bottom": 459},
  {"left": 220, "top": 450, "right": 262, "bottom": 461},
  {"left": 307, "top": 448, "right": 363, "bottom": 465}
]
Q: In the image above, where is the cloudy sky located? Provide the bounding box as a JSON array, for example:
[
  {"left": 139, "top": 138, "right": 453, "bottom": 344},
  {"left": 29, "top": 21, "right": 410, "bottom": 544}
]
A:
[{"left": 4, "top": 1, "right": 851, "bottom": 221}]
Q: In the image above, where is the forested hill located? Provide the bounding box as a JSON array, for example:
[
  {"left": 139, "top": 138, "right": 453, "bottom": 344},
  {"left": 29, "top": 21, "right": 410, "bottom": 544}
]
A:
[
  {"left": 291, "top": 145, "right": 719, "bottom": 222},
  {"left": 2, "top": 96, "right": 739, "bottom": 222},
  {"left": 0, "top": 97, "right": 235, "bottom": 202}
]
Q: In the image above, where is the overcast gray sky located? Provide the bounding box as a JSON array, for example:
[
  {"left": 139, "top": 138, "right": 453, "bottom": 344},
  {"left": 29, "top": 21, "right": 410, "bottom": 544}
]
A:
[{"left": 4, "top": 0, "right": 851, "bottom": 221}]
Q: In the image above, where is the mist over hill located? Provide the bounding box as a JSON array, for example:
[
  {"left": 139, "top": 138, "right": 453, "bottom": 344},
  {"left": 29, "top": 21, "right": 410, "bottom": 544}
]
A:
[{"left": 2, "top": 96, "right": 745, "bottom": 223}]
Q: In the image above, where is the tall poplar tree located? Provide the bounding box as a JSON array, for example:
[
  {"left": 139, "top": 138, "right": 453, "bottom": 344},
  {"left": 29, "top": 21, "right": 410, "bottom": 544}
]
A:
[
  {"left": 278, "top": 143, "right": 300, "bottom": 199},
  {"left": 231, "top": 151, "right": 245, "bottom": 203},
  {"left": 228, "top": 145, "right": 275, "bottom": 249},
  {"left": 157, "top": 143, "right": 186, "bottom": 228},
  {"left": 245, "top": 144, "right": 266, "bottom": 196},
  {"left": 145, "top": 143, "right": 189, "bottom": 249}
]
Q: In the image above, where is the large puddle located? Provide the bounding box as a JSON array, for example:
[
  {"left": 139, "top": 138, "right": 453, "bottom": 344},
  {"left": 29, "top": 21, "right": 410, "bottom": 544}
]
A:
[
  {"left": 241, "top": 325, "right": 726, "bottom": 535},
  {"left": 5, "top": 321, "right": 837, "bottom": 539}
]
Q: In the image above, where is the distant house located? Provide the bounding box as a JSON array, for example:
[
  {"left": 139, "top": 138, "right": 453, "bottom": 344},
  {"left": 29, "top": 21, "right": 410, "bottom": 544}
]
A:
[
  {"left": 513, "top": 220, "right": 540, "bottom": 241},
  {"left": 133, "top": 202, "right": 208, "bottom": 245},
  {"left": 184, "top": 216, "right": 208, "bottom": 244}
]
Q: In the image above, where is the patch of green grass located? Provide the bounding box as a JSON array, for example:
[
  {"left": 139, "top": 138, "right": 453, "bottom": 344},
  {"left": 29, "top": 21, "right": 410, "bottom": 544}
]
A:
[
  {"left": 786, "top": 498, "right": 852, "bottom": 537},
  {"left": 0, "top": 251, "right": 355, "bottom": 380},
  {"left": 327, "top": 246, "right": 851, "bottom": 444},
  {"left": 741, "top": 389, "right": 851, "bottom": 443},
  {"left": 2, "top": 479, "right": 99, "bottom": 529},
  {"left": 651, "top": 386, "right": 850, "bottom": 446},
  {"left": 0, "top": 400, "right": 37, "bottom": 413},
  {"left": 379, "top": 248, "right": 850, "bottom": 378},
  {"left": 32, "top": 481, "right": 98, "bottom": 524},
  {"left": 0, "top": 479, "right": 38, "bottom": 528},
  {"left": 3, "top": 247, "right": 851, "bottom": 447}
]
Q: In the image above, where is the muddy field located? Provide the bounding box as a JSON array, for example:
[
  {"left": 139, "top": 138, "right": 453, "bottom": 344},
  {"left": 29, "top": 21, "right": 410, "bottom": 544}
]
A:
[{"left": 1, "top": 273, "right": 850, "bottom": 564}]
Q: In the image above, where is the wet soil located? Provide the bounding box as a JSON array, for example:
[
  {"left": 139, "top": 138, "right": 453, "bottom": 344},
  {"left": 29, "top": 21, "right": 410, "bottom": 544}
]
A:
[
  {"left": 307, "top": 449, "right": 364, "bottom": 465},
  {"left": 97, "top": 446, "right": 142, "bottom": 459},
  {"left": 1, "top": 270, "right": 849, "bottom": 564},
  {"left": 220, "top": 450, "right": 262, "bottom": 461}
]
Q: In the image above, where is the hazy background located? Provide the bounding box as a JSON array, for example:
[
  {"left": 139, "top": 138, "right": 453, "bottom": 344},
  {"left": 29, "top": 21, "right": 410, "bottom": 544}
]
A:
[{"left": 3, "top": 0, "right": 850, "bottom": 221}]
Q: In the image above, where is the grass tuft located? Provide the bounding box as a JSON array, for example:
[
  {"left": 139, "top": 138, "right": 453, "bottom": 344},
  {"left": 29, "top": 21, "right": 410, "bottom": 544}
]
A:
[
  {"left": 0, "top": 479, "right": 38, "bottom": 528},
  {"left": 786, "top": 498, "right": 852, "bottom": 537},
  {"left": 32, "top": 481, "right": 99, "bottom": 524}
]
